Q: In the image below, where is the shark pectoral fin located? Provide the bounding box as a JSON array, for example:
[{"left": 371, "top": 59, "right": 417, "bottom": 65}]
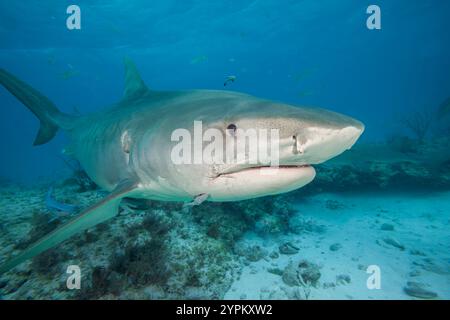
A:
[{"left": 0, "top": 179, "right": 139, "bottom": 274}]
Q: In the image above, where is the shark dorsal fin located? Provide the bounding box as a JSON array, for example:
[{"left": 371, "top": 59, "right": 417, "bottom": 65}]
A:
[{"left": 123, "top": 57, "right": 150, "bottom": 101}]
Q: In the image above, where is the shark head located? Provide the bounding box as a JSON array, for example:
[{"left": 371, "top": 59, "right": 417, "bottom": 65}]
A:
[
  {"left": 134, "top": 91, "right": 364, "bottom": 202},
  {"left": 204, "top": 95, "right": 364, "bottom": 201}
]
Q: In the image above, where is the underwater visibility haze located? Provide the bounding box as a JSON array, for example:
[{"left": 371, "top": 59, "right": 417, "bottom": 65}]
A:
[{"left": 0, "top": 0, "right": 449, "bottom": 300}]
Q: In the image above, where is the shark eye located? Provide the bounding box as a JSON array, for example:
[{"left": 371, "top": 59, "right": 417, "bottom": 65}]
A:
[{"left": 226, "top": 123, "right": 237, "bottom": 136}]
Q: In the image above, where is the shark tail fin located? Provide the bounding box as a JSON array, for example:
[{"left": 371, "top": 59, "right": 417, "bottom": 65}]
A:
[{"left": 0, "top": 68, "right": 75, "bottom": 146}]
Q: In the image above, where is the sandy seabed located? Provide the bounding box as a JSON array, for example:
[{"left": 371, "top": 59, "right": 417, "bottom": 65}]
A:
[
  {"left": 0, "top": 182, "right": 449, "bottom": 300},
  {"left": 225, "top": 192, "right": 450, "bottom": 300}
]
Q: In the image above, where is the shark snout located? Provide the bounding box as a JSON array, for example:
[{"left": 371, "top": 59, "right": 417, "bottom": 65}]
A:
[
  {"left": 292, "top": 124, "right": 363, "bottom": 164},
  {"left": 352, "top": 119, "right": 365, "bottom": 133},
  {"left": 286, "top": 112, "right": 364, "bottom": 165}
]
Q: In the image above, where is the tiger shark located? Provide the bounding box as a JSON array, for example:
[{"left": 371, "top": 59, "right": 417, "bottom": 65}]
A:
[{"left": 0, "top": 59, "right": 364, "bottom": 273}]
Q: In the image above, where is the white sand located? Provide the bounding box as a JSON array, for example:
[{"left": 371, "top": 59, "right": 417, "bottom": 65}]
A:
[{"left": 225, "top": 191, "right": 450, "bottom": 300}]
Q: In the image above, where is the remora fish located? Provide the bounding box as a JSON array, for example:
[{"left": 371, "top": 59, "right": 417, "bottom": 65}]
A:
[
  {"left": 0, "top": 59, "right": 364, "bottom": 273},
  {"left": 45, "top": 187, "right": 79, "bottom": 221}
]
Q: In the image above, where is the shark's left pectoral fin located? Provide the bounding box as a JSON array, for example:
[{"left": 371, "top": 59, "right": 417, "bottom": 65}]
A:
[{"left": 0, "top": 179, "right": 139, "bottom": 274}]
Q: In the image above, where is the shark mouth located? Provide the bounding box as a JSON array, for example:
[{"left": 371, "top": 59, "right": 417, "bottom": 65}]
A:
[{"left": 216, "top": 164, "right": 312, "bottom": 177}]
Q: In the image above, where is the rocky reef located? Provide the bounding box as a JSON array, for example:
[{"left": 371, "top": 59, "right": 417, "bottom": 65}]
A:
[{"left": 0, "top": 178, "right": 301, "bottom": 299}]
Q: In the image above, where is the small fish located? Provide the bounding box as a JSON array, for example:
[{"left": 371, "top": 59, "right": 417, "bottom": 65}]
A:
[
  {"left": 183, "top": 193, "right": 210, "bottom": 209},
  {"left": 292, "top": 69, "right": 314, "bottom": 83},
  {"left": 190, "top": 55, "right": 208, "bottom": 65},
  {"left": 45, "top": 187, "right": 79, "bottom": 220},
  {"left": 224, "top": 75, "right": 236, "bottom": 87},
  {"left": 60, "top": 69, "right": 79, "bottom": 80},
  {"left": 297, "top": 90, "right": 314, "bottom": 97}
]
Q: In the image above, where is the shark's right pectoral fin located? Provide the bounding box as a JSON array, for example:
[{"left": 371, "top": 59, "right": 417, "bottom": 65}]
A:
[{"left": 0, "top": 179, "right": 139, "bottom": 274}]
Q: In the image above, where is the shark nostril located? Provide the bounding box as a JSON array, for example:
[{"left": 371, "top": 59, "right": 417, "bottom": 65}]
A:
[
  {"left": 292, "top": 135, "right": 305, "bottom": 155},
  {"left": 292, "top": 135, "right": 304, "bottom": 155}
]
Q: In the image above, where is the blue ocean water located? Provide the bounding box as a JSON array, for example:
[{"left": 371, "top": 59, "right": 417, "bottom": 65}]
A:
[
  {"left": 1, "top": 0, "right": 449, "bottom": 181},
  {"left": 0, "top": 1, "right": 449, "bottom": 300}
]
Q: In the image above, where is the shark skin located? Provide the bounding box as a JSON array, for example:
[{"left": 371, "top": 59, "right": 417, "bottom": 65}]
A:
[{"left": 0, "top": 59, "right": 364, "bottom": 273}]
